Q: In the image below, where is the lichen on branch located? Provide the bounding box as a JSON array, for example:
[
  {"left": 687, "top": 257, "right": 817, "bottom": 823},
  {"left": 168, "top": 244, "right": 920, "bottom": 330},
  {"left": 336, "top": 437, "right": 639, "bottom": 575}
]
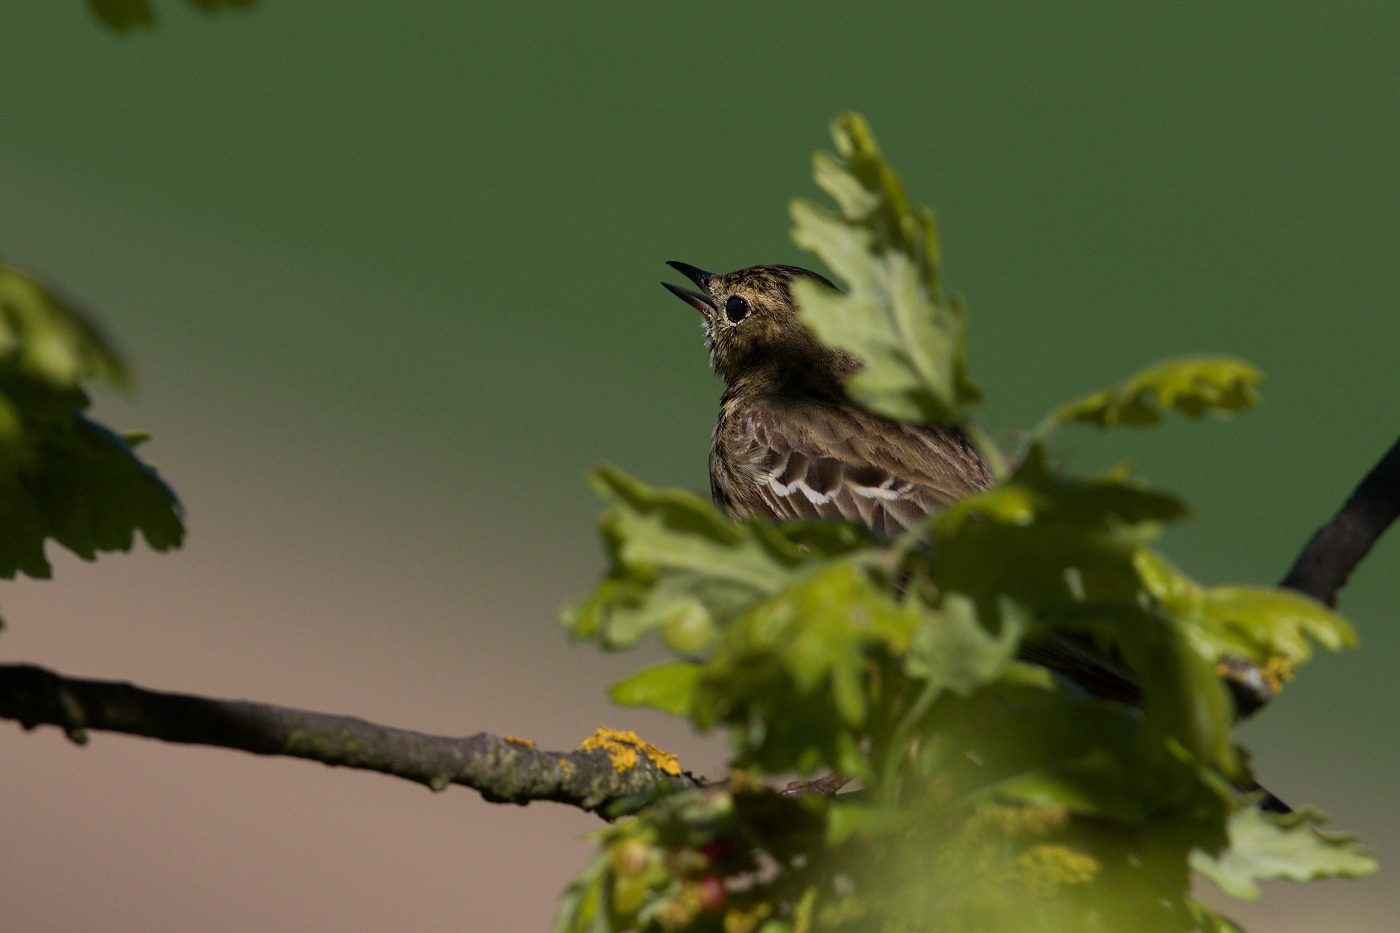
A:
[{"left": 0, "top": 663, "right": 700, "bottom": 814}]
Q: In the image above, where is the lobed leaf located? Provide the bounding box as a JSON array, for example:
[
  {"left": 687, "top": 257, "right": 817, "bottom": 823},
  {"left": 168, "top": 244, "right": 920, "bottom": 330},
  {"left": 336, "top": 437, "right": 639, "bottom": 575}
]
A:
[
  {"left": 789, "top": 112, "right": 979, "bottom": 424},
  {"left": 904, "top": 593, "right": 1024, "bottom": 699},
  {"left": 932, "top": 445, "right": 1188, "bottom": 618},
  {"left": 692, "top": 561, "right": 922, "bottom": 777},
  {"left": 930, "top": 447, "right": 1239, "bottom": 775},
  {"left": 562, "top": 465, "right": 833, "bottom": 649},
  {"left": 1137, "top": 550, "right": 1357, "bottom": 667},
  {"left": 0, "top": 263, "right": 129, "bottom": 390},
  {"left": 610, "top": 663, "right": 702, "bottom": 717},
  {"left": 564, "top": 113, "right": 1371, "bottom": 932},
  {"left": 0, "top": 375, "right": 183, "bottom": 580},
  {"left": 1191, "top": 802, "right": 1377, "bottom": 901},
  {"left": 1051, "top": 357, "right": 1261, "bottom": 430}
]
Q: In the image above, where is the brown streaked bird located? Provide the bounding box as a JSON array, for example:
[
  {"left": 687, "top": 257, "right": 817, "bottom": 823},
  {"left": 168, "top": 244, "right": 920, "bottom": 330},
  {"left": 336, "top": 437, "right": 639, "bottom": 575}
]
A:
[
  {"left": 663, "top": 261, "right": 1291, "bottom": 812},
  {"left": 662, "top": 261, "right": 993, "bottom": 537}
]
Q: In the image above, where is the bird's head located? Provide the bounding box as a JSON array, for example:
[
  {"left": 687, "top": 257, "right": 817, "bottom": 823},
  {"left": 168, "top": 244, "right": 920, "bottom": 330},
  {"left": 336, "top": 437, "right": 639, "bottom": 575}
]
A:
[{"left": 663, "top": 262, "right": 854, "bottom": 384}]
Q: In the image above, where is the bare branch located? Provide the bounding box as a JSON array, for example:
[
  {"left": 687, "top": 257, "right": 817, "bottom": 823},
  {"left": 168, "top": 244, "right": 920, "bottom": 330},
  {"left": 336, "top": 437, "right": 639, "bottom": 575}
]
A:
[
  {"left": 1225, "top": 434, "right": 1400, "bottom": 718},
  {"left": 1281, "top": 435, "right": 1400, "bottom": 607},
  {"left": 0, "top": 663, "right": 701, "bottom": 814}
]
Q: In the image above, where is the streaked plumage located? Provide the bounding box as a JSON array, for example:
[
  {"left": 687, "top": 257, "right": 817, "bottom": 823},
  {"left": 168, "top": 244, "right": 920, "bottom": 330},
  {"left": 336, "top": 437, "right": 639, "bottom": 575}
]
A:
[
  {"left": 662, "top": 260, "right": 1286, "bottom": 811},
  {"left": 662, "top": 262, "right": 991, "bottom": 532},
  {"left": 713, "top": 396, "right": 990, "bottom": 536}
]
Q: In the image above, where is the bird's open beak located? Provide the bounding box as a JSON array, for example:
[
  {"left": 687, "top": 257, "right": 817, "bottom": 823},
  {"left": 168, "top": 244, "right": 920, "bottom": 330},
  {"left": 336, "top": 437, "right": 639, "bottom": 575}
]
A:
[
  {"left": 663, "top": 261, "right": 719, "bottom": 318},
  {"left": 667, "top": 261, "right": 713, "bottom": 290}
]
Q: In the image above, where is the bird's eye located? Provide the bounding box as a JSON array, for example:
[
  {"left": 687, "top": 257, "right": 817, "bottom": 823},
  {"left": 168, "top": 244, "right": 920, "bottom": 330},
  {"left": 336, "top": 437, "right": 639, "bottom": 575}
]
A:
[{"left": 725, "top": 295, "right": 750, "bottom": 324}]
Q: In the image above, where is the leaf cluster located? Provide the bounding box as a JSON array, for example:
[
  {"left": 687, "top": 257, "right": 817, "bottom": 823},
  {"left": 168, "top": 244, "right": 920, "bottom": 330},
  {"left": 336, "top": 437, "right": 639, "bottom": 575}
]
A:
[
  {"left": 789, "top": 114, "right": 979, "bottom": 428},
  {"left": 0, "top": 263, "right": 183, "bottom": 585},
  {"left": 558, "top": 116, "right": 1372, "bottom": 933}
]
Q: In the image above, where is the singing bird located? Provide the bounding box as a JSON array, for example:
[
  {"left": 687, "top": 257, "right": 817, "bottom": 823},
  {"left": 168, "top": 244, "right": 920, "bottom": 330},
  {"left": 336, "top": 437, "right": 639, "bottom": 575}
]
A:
[
  {"left": 662, "top": 261, "right": 1288, "bottom": 811},
  {"left": 661, "top": 259, "right": 1137, "bottom": 702},
  {"left": 662, "top": 261, "right": 993, "bottom": 536}
]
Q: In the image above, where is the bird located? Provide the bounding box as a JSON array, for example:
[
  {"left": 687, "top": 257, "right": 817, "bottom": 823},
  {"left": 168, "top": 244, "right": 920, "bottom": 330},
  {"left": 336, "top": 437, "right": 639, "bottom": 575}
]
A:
[
  {"left": 663, "top": 260, "right": 1141, "bottom": 693},
  {"left": 662, "top": 260, "right": 1289, "bottom": 811},
  {"left": 662, "top": 261, "right": 993, "bottom": 537}
]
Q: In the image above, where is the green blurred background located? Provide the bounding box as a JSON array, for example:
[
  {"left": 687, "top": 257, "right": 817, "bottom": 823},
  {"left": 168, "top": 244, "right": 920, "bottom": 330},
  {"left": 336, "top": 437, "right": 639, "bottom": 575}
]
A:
[{"left": 0, "top": 3, "right": 1395, "bottom": 930}]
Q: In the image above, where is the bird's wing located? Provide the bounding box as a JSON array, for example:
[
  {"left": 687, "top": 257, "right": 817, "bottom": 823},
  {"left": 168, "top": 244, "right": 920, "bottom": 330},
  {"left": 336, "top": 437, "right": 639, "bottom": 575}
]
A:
[
  {"left": 728, "top": 400, "right": 992, "bottom": 537},
  {"left": 1017, "top": 634, "right": 1143, "bottom": 705}
]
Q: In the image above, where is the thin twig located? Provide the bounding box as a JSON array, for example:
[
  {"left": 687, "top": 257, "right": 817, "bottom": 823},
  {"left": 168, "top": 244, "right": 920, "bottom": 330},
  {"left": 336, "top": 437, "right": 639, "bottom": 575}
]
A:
[{"left": 0, "top": 663, "right": 700, "bottom": 814}]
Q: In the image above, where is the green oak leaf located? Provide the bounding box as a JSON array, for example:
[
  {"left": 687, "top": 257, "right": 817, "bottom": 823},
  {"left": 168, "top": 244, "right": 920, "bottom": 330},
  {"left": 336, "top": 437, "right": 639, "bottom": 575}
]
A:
[
  {"left": 692, "top": 561, "right": 921, "bottom": 777},
  {"left": 1137, "top": 550, "right": 1357, "bottom": 668},
  {"left": 563, "top": 113, "right": 1372, "bottom": 933},
  {"left": 0, "top": 262, "right": 129, "bottom": 389},
  {"left": 610, "top": 662, "right": 702, "bottom": 717},
  {"left": 0, "top": 265, "right": 183, "bottom": 579},
  {"left": 931, "top": 447, "right": 1236, "bottom": 774},
  {"left": 563, "top": 465, "right": 815, "bottom": 649},
  {"left": 1191, "top": 802, "right": 1377, "bottom": 901},
  {"left": 1051, "top": 357, "right": 1261, "bottom": 430},
  {"left": 904, "top": 592, "right": 1024, "bottom": 699},
  {"left": 789, "top": 112, "right": 979, "bottom": 424},
  {"left": 932, "top": 445, "right": 1188, "bottom": 617},
  {"left": 563, "top": 465, "right": 870, "bottom": 650}
]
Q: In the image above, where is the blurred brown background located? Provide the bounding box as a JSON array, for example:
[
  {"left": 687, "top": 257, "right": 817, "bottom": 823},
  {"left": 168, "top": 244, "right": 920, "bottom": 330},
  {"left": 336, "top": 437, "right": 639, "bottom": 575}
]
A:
[{"left": 1, "top": 3, "right": 1396, "bottom": 930}]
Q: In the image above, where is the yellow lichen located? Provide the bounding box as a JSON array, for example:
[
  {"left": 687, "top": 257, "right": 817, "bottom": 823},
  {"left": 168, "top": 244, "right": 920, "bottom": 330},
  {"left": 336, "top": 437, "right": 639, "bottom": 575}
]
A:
[
  {"left": 982, "top": 802, "right": 1069, "bottom": 838},
  {"left": 1016, "top": 843, "right": 1100, "bottom": 895},
  {"left": 579, "top": 727, "right": 683, "bottom": 775},
  {"left": 1260, "top": 655, "right": 1300, "bottom": 692},
  {"left": 503, "top": 735, "right": 535, "bottom": 747},
  {"left": 558, "top": 758, "right": 571, "bottom": 774}
]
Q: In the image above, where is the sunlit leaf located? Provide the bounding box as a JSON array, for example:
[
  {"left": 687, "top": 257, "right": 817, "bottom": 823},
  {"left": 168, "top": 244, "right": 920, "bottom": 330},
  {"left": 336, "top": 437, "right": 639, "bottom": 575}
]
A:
[
  {"left": 929, "top": 448, "right": 1236, "bottom": 774},
  {"left": 0, "top": 263, "right": 128, "bottom": 389},
  {"left": 1051, "top": 357, "right": 1261, "bottom": 430},
  {"left": 0, "top": 313, "right": 182, "bottom": 579},
  {"left": 562, "top": 114, "right": 1370, "bottom": 933},
  {"left": 932, "top": 445, "right": 1187, "bottom": 618},
  {"left": 562, "top": 465, "right": 830, "bottom": 649},
  {"left": 789, "top": 112, "right": 979, "bottom": 424},
  {"left": 610, "top": 663, "right": 702, "bottom": 717},
  {"left": 904, "top": 593, "right": 1024, "bottom": 698},
  {"left": 1191, "top": 802, "right": 1377, "bottom": 901},
  {"left": 1137, "top": 550, "right": 1357, "bottom": 666},
  {"left": 693, "top": 561, "right": 921, "bottom": 777}
]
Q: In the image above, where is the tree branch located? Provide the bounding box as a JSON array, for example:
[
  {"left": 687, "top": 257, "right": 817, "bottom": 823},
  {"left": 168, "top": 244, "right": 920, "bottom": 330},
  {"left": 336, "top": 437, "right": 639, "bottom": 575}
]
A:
[
  {"left": 1280, "top": 434, "right": 1400, "bottom": 607},
  {"left": 5, "top": 438, "right": 1398, "bottom": 799},
  {"left": 1225, "top": 433, "right": 1400, "bottom": 717},
  {"left": 0, "top": 663, "right": 701, "bottom": 814}
]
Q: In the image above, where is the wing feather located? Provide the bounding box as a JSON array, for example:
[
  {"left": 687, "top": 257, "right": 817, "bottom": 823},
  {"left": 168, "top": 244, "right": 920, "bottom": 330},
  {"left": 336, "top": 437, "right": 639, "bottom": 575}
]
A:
[{"left": 715, "top": 398, "right": 992, "bottom": 535}]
